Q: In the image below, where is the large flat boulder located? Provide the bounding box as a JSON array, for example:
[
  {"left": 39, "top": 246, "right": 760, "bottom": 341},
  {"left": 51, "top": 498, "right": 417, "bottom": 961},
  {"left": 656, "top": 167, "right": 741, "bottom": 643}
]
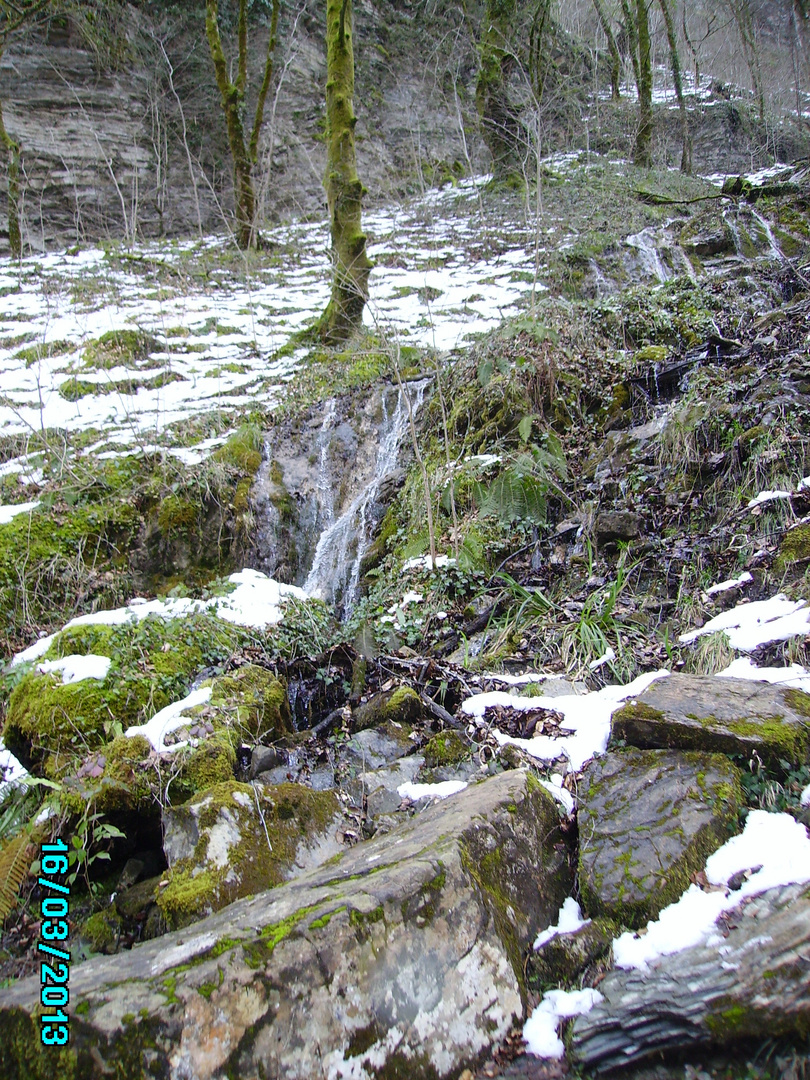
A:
[
  {"left": 578, "top": 748, "right": 742, "bottom": 926},
  {"left": 571, "top": 883, "right": 810, "bottom": 1071},
  {"left": 611, "top": 674, "right": 810, "bottom": 766},
  {"left": 0, "top": 770, "right": 572, "bottom": 1080}
]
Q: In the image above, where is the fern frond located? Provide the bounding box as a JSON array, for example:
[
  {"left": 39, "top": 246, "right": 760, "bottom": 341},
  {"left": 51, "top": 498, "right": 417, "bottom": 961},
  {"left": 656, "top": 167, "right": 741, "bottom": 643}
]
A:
[{"left": 0, "top": 827, "right": 39, "bottom": 924}]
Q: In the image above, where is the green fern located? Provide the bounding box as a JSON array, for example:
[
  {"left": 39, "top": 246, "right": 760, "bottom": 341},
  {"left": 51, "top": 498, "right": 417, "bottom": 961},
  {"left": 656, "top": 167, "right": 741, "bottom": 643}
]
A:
[
  {"left": 475, "top": 468, "right": 547, "bottom": 523},
  {"left": 0, "top": 828, "right": 38, "bottom": 924}
]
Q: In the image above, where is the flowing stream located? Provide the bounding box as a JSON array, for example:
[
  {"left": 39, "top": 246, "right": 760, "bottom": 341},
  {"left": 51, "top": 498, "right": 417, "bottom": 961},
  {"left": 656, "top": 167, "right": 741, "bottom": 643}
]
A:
[{"left": 304, "top": 378, "right": 430, "bottom": 615}]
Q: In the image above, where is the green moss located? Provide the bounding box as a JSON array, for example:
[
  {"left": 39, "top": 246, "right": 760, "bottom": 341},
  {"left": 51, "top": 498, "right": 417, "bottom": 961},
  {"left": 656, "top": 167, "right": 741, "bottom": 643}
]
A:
[
  {"left": 177, "top": 739, "right": 237, "bottom": 797},
  {"left": 784, "top": 688, "right": 810, "bottom": 718},
  {"left": 81, "top": 909, "right": 122, "bottom": 953},
  {"left": 775, "top": 524, "right": 810, "bottom": 572},
  {"left": 157, "top": 782, "right": 338, "bottom": 928},
  {"left": 213, "top": 424, "right": 262, "bottom": 474},
  {"left": 82, "top": 329, "right": 159, "bottom": 370},
  {"left": 209, "top": 664, "right": 292, "bottom": 741},
  {"left": 308, "top": 905, "right": 346, "bottom": 930},
  {"left": 349, "top": 904, "right": 384, "bottom": 927},
  {"left": 13, "top": 340, "right": 72, "bottom": 367},
  {"left": 612, "top": 702, "right": 666, "bottom": 726},
  {"left": 0, "top": 1007, "right": 78, "bottom": 1079},
  {"left": 157, "top": 495, "right": 197, "bottom": 537},
  {"left": 423, "top": 731, "right": 469, "bottom": 768}
]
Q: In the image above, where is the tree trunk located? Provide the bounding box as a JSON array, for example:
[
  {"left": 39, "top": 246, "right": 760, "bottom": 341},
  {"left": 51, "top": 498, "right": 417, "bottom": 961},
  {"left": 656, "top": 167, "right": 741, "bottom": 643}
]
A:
[
  {"left": 633, "top": 0, "right": 653, "bottom": 168},
  {"left": 619, "top": 0, "right": 641, "bottom": 92},
  {"left": 592, "top": 0, "right": 622, "bottom": 99},
  {"left": 205, "top": 0, "right": 256, "bottom": 249},
  {"left": 659, "top": 0, "right": 691, "bottom": 173},
  {"left": 476, "top": 0, "right": 522, "bottom": 182},
  {"left": 320, "top": 0, "right": 371, "bottom": 344},
  {"left": 0, "top": 94, "right": 21, "bottom": 258}
]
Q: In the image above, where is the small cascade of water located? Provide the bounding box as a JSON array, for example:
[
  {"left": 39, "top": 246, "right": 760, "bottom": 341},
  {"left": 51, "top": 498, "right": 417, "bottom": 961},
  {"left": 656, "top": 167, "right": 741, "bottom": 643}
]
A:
[
  {"left": 314, "top": 398, "right": 337, "bottom": 527},
  {"left": 749, "top": 208, "right": 784, "bottom": 262},
  {"left": 304, "top": 378, "right": 430, "bottom": 615},
  {"left": 588, "top": 258, "right": 611, "bottom": 297},
  {"left": 723, "top": 208, "right": 744, "bottom": 257},
  {"left": 626, "top": 228, "right": 669, "bottom": 284}
]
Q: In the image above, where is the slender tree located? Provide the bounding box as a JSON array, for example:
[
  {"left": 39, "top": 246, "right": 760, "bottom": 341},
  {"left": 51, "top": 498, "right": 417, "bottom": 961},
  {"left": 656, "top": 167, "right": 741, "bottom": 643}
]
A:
[
  {"left": 623, "top": 0, "right": 653, "bottom": 167},
  {"left": 591, "top": 0, "right": 622, "bottom": 99},
  {"left": 0, "top": 0, "right": 50, "bottom": 257},
  {"left": 205, "top": 0, "right": 280, "bottom": 249},
  {"left": 320, "top": 0, "right": 371, "bottom": 343},
  {"left": 475, "top": 0, "right": 523, "bottom": 182},
  {"left": 658, "top": 0, "right": 691, "bottom": 173}
]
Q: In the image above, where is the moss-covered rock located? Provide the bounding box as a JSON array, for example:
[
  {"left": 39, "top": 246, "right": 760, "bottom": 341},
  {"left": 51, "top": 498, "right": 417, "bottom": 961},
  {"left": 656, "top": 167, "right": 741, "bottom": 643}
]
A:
[
  {"left": 208, "top": 664, "right": 292, "bottom": 742},
  {"left": 611, "top": 674, "right": 810, "bottom": 768},
  {"left": 353, "top": 686, "right": 423, "bottom": 732},
  {"left": 81, "top": 908, "right": 122, "bottom": 954},
  {"left": 423, "top": 730, "right": 469, "bottom": 768},
  {"left": 158, "top": 780, "right": 341, "bottom": 928},
  {"left": 528, "top": 916, "right": 618, "bottom": 992},
  {"left": 577, "top": 747, "right": 742, "bottom": 928},
  {"left": 775, "top": 523, "right": 810, "bottom": 573}
]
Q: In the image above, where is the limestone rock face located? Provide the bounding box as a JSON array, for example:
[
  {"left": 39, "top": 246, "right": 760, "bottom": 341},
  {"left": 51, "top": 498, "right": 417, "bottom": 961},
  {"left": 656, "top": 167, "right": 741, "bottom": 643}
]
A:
[
  {"left": 578, "top": 748, "right": 742, "bottom": 926},
  {"left": 571, "top": 883, "right": 810, "bottom": 1071},
  {"left": 0, "top": 770, "right": 572, "bottom": 1080},
  {"left": 611, "top": 674, "right": 810, "bottom": 766}
]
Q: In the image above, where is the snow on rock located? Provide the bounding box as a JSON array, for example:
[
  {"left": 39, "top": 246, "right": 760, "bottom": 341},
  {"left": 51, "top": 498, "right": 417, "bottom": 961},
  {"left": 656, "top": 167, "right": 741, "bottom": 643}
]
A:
[
  {"left": 0, "top": 740, "right": 29, "bottom": 793},
  {"left": 461, "top": 670, "right": 670, "bottom": 772},
  {"left": 533, "top": 897, "right": 589, "bottom": 950},
  {"left": 397, "top": 780, "right": 468, "bottom": 801},
  {"left": 523, "top": 988, "right": 603, "bottom": 1058},
  {"left": 12, "top": 569, "right": 307, "bottom": 666},
  {"left": 718, "top": 656, "right": 810, "bottom": 691},
  {"left": 538, "top": 775, "right": 575, "bottom": 815},
  {"left": 705, "top": 571, "right": 753, "bottom": 596},
  {"left": 0, "top": 501, "right": 40, "bottom": 525},
  {"left": 37, "top": 654, "right": 112, "bottom": 684},
  {"left": 612, "top": 810, "right": 810, "bottom": 971},
  {"left": 679, "top": 594, "right": 810, "bottom": 651},
  {"left": 125, "top": 685, "right": 213, "bottom": 753}
]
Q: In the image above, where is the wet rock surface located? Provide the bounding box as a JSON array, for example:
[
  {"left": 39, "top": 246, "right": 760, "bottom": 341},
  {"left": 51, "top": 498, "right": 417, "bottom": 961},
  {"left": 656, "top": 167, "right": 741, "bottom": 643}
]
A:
[{"left": 577, "top": 748, "right": 742, "bottom": 927}]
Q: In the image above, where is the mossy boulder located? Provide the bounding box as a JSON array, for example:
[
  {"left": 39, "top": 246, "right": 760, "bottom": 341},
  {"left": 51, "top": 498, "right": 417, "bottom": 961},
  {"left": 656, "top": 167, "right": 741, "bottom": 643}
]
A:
[
  {"left": 81, "top": 909, "right": 122, "bottom": 955},
  {"left": 0, "top": 771, "right": 572, "bottom": 1080},
  {"left": 611, "top": 674, "right": 810, "bottom": 768},
  {"left": 2, "top": 612, "right": 246, "bottom": 776},
  {"left": 208, "top": 664, "right": 292, "bottom": 742},
  {"left": 528, "top": 916, "right": 618, "bottom": 992},
  {"left": 352, "top": 686, "right": 424, "bottom": 732},
  {"left": 578, "top": 747, "right": 742, "bottom": 928},
  {"left": 158, "top": 780, "right": 342, "bottom": 928},
  {"left": 775, "top": 523, "right": 810, "bottom": 573},
  {"left": 424, "top": 730, "right": 469, "bottom": 768}
]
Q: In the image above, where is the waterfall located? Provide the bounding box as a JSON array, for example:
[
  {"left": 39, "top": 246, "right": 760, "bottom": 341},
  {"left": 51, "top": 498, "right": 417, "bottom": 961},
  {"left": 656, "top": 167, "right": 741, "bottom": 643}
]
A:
[
  {"left": 304, "top": 378, "right": 430, "bottom": 614},
  {"left": 749, "top": 208, "right": 784, "bottom": 262},
  {"left": 626, "top": 228, "right": 669, "bottom": 284},
  {"left": 314, "top": 398, "right": 337, "bottom": 527}
]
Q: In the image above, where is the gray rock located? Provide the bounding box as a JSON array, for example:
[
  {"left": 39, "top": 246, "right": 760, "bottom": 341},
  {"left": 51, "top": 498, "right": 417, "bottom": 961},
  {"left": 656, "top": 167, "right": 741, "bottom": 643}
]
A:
[
  {"left": 346, "top": 754, "right": 425, "bottom": 817},
  {"left": 0, "top": 771, "right": 572, "bottom": 1080},
  {"left": 342, "top": 721, "right": 416, "bottom": 770},
  {"left": 571, "top": 883, "right": 810, "bottom": 1071},
  {"left": 595, "top": 510, "right": 643, "bottom": 543},
  {"left": 578, "top": 748, "right": 742, "bottom": 927},
  {"left": 611, "top": 674, "right": 810, "bottom": 767}
]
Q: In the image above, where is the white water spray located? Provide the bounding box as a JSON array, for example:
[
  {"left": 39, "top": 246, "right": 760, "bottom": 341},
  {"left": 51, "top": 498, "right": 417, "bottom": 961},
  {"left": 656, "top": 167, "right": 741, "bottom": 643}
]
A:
[{"left": 304, "top": 379, "right": 430, "bottom": 613}]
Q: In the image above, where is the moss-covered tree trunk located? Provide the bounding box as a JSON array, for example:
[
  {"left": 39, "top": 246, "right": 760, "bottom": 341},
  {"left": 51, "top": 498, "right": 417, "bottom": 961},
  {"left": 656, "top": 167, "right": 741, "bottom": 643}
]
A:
[
  {"left": 206, "top": 0, "right": 255, "bottom": 249},
  {"left": 476, "top": 0, "right": 522, "bottom": 182},
  {"left": 592, "top": 0, "right": 622, "bottom": 99},
  {"left": 633, "top": 0, "right": 653, "bottom": 168},
  {"left": 658, "top": 0, "right": 691, "bottom": 173},
  {"left": 320, "top": 0, "right": 371, "bottom": 344},
  {"left": 0, "top": 95, "right": 20, "bottom": 258}
]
